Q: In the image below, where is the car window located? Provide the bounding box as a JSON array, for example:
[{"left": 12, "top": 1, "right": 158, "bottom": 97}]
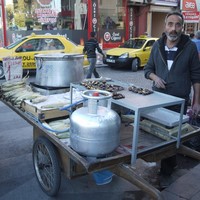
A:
[
  {"left": 6, "top": 37, "right": 28, "bottom": 49},
  {"left": 145, "top": 40, "right": 155, "bottom": 48},
  {"left": 133, "top": 39, "right": 146, "bottom": 49},
  {"left": 54, "top": 39, "right": 65, "bottom": 50},
  {"left": 39, "top": 38, "right": 64, "bottom": 51},
  {"left": 120, "top": 39, "right": 145, "bottom": 49},
  {"left": 120, "top": 40, "right": 134, "bottom": 48},
  {"left": 18, "top": 39, "right": 40, "bottom": 52}
]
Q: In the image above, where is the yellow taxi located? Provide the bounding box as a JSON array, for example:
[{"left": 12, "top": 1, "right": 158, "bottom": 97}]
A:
[
  {"left": 0, "top": 33, "right": 88, "bottom": 79},
  {"left": 104, "top": 36, "right": 158, "bottom": 71}
]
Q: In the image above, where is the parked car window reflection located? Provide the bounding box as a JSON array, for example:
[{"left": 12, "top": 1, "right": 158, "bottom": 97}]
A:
[
  {"left": 22, "top": 39, "right": 39, "bottom": 52},
  {"left": 6, "top": 38, "right": 27, "bottom": 49},
  {"left": 145, "top": 40, "right": 155, "bottom": 47},
  {"left": 39, "top": 39, "right": 65, "bottom": 51},
  {"left": 54, "top": 39, "right": 65, "bottom": 50},
  {"left": 120, "top": 39, "right": 146, "bottom": 49}
]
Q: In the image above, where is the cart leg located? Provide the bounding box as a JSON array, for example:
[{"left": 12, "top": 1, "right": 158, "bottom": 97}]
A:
[{"left": 112, "top": 164, "right": 165, "bottom": 200}]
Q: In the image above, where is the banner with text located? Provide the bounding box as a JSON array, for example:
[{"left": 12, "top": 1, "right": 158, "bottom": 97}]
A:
[{"left": 3, "top": 57, "right": 22, "bottom": 81}]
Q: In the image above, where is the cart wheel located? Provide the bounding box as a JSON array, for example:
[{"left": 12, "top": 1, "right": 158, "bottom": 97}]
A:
[
  {"left": 0, "top": 62, "right": 5, "bottom": 79},
  {"left": 33, "top": 137, "right": 61, "bottom": 196}
]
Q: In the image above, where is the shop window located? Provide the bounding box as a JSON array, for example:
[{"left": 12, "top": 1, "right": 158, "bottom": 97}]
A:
[
  {"left": 5, "top": 0, "right": 88, "bottom": 31},
  {"left": 99, "top": 0, "right": 125, "bottom": 30}
]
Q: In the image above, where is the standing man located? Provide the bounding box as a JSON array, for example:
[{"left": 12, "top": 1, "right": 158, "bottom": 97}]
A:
[
  {"left": 83, "top": 32, "right": 105, "bottom": 79},
  {"left": 144, "top": 11, "right": 200, "bottom": 184},
  {"left": 192, "top": 30, "right": 200, "bottom": 60}
]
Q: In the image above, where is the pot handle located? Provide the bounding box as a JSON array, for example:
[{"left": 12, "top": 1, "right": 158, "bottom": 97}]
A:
[
  {"left": 82, "top": 90, "right": 112, "bottom": 114},
  {"left": 81, "top": 90, "right": 112, "bottom": 100},
  {"left": 63, "top": 55, "right": 72, "bottom": 59},
  {"left": 63, "top": 54, "right": 83, "bottom": 59},
  {"left": 36, "top": 58, "right": 43, "bottom": 70}
]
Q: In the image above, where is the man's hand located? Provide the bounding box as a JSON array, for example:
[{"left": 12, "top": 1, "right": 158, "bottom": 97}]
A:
[
  {"left": 192, "top": 83, "right": 200, "bottom": 117},
  {"left": 149, "top": 73, "right": 166, "bottom": 89},
  {"left": 154, "top": 77, "right": 166, "bottom": 89},
  {"left": 192, "top": 103, "right": 200, "bottom": 117}
]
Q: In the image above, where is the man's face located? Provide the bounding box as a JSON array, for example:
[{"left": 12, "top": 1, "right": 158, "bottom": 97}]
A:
[{"left": 165, "top": 14, "right": 183, "bottom": 42}]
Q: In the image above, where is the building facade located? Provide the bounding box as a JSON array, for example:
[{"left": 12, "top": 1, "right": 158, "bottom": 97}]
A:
[
  {"left": 181, "top": 0, "right": 200, "bottom": 34},
  {"left": 0, "top": 0, "right": 198, "bottom": 49}
]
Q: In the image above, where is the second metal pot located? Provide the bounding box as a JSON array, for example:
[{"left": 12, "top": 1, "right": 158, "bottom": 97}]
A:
[{"left": 35, "top": 53, "right": 84, "bottom": 87}]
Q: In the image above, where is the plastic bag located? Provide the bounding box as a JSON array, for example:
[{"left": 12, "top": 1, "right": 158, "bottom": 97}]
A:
[{"left": 184, "top": 109, "right": 200, "bottom": 150}]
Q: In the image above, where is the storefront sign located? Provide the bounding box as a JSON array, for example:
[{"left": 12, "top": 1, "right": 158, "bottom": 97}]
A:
[
  {"left": 103, "top": 31, "right": 122, "bottom": 42},
  {"left": 35, "top": 8, "right": 58, "bottom": 23},
  {"left": 181, "top": 0, "right": 200, "bottom": 12},
  {"left": 92, "top": 0, "right": 98, "bottom": 33},
  {"left": 152, "top": 0, "right": 178, "bottom": 6},
  {"left": 37, "top": 0, "right": 52, "bottom": 7},
  {"left": 182, "top": 11, "right": 200, "bottom": 23},
  {"left": 181, "top": 0, "right": 200, "bottom": 23},
  {"left": 129, "top": 7, "right": 134, "bottom": 39}
]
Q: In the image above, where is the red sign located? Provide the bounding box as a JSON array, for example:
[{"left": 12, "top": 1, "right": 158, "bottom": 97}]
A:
[
  {"left": 182, "top": 0, "right": 198, "bottom": 12},
  {"left": 91, "top": 0, "right": 98, "bottom": 33},
  {"left": 37, "top": 0, "right": 52, "bottom": 7},
  {"left": 182, "top": 11, "right": 200, "bottom": 23},
  {"left": 35, "top": 8, "right": 58, "bottom": 23}
]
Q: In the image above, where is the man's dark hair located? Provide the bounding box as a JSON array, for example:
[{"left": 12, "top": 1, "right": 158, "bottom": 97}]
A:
[
  {"left": 195, "top": 30, "right": 200, "bottom": 39},
  {"left": 165, "top": 11, "right": 184, "bottom": 25},
  {"left": 90, "top": 32, "right": 96, "bottom": 37},
  {"left": 190, "top": 33, "right": 195, "bottom": 38}
]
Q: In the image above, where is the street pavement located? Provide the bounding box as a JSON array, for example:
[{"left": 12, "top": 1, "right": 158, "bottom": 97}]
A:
[{"left": 1, "top": 66, "right": 200, "bottom": 200}]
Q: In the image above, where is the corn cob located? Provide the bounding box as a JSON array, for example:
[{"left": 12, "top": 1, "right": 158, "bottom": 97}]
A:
[
  {"left": 1, "top": 75, "right": 29, "bottom": 88},
  {"left": 1, "top": 74, "right": 29, "bottom": 89},
  {"left": 41, "top": 102, "right": 68, "bottom": 109},
  {"left": 1, "top": 83, "right": 26, "bottom": 92},
  {"left": 47, "top": 119, "right": 70, "bottom": 139},
  {"left": 3, "top": 87, "right": 26, "bottom": 99},
  {"left": 48, "top": 119, "right": 70, "bottom": 130},
  {"left": 30, "top": 96, "right": 48, "bottom": 104},
  {"left": 14, "top": 91, "right": 41, "bottom": 102},
  {"left": 10, "top": 90, "right": 33, "bottom": 101}
]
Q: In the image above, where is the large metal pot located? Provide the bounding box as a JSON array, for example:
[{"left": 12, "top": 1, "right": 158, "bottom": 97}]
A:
[
  {"left": 70, "top": 90, "right": 121, "bottom": 157},
  {"left": 35, "top": 53, "right": 84, "bottom": 87}
]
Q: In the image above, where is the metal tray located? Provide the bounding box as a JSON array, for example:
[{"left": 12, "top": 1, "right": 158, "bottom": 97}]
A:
[{"left": 141, "top": 107, "right": 189, "bottom": 127}]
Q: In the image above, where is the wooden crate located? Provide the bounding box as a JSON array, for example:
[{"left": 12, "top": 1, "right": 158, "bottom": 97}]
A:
[{"left": 21, "top": 100, "right": 69, "bottom": 121}]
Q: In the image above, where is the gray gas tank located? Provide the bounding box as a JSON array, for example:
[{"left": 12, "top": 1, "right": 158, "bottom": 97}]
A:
[{"left": 70, "top": 90, "right": 121, "bottom": 157}]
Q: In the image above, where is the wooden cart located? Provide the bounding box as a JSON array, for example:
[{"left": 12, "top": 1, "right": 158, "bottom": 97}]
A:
[{"left": 1, "top": 83, "right": 200, "bottom": 200}]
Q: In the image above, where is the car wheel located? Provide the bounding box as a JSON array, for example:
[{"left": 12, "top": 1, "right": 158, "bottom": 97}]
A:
[
  {"left": 131, "top": 58, "right": 140, "bottom": 72},
  {"left": 0, "top": 62, "right": 5, "bottom": 79}
]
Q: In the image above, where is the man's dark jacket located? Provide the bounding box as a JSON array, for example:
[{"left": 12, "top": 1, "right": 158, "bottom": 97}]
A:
[
  {"left": 144, "top": 34, "right": 200, "bottom": 100},
  {"left": 83, "top": 38, "right": 104, "bottom": 58}
]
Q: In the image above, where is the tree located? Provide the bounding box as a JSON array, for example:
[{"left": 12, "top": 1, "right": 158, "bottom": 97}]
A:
[{"left": 6, "top": 5, "right": 14, "bottom": 26}]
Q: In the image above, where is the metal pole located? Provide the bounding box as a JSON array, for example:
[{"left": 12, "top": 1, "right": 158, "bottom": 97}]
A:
[{"left": 1, "top": 0, "right": 7, "bottom": 46}]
